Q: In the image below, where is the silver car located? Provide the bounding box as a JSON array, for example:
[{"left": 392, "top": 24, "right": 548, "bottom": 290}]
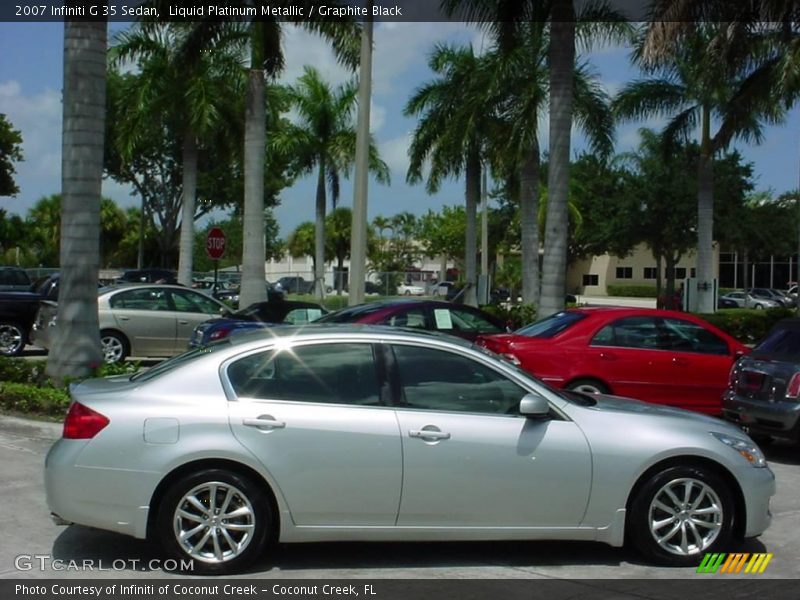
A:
[
  {"left": 720, "top": 291, "right": 780, "bottom": 310},
  {"left": 45, "top": 326, "right": 774, "bottom": 575},
  {"left": 31, "top": 284, "right": 231, "bottom": 363}
]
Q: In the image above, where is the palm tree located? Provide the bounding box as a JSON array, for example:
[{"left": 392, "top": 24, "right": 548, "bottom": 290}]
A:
[
  {"left": 615, "top": 24, "right": 781, "bottom": 313},
  {"left": 282, "top": 66, "right": 389, "bottom": 299},
  {"left": 224, "top": 8, "right": 362, "bottom": 309},
  {"left": 442, "top": 0, "right": 628, "bottom": 315},
  {"left": 113, "top": 23, "right": 247, "bottom": 286},
  {"left": 406, "top": 44, "right": 498, "bottom": 306},
  {"left": 47, "top": 19, "right": 106, "bottom": 381},
  {"left": 487, "top": 21, "right": 614, "bottom": 306}
]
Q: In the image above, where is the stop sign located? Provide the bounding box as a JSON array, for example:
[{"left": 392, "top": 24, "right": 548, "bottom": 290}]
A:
[{"left": 206, "top": 227, "right": 226, "bottom": 260}]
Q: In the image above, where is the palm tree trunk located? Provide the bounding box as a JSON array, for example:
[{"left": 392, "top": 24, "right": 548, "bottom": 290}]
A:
[
  {"left": 464, "top": 149, "right": 480, "bottom": 306},
  {"left": 696, "top": 105, "right": 715, "bottom": 313},
  {"left": 314, "top": 161, "right": 327, "bottom": 300},
  {"left": 47, "top": 18, "right": 105, "bottom": 381},
  {"left": 176, "top": 132, "right": 197, "bottom": 286},
  {"left": 239, "top": 66, "right": 267, "bottom": 309},
  {"left": 520, "top": 142, "right": 540, "bottom": 305},
  {"left": 540, "top": 4, "right": 576, "bottom": 318},
  {"left": 654, "top": 252, "right": 663, "bottom": 308}
]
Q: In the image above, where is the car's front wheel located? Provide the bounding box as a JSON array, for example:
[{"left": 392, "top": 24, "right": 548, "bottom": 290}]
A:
[
  {"left": 628, "top": 465, "right": 734, "bottom": 566},
  {"left": 156, "top": 469, "right": 272, "bottom": 575}
]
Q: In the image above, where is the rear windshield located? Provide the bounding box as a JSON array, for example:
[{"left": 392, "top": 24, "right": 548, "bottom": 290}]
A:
[
  {"left": 516, "top": 311, "right": 587, "bottom": 338},
  {"left": 756, "top": 326, "right": 800, "bottom": 356},
  {"left": 316, "top": 304, "right": 385, "bottom": 323},
  {"left": 130, "top": 342, "right": 230, "bottom": 382}
]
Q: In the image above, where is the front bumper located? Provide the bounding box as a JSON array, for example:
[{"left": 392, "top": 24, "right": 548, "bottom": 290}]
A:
[
  {"left": 722, "top": 391, "right": 800, "bottom": 442},
  {"left": 737, "top": 464, "right": 775, "bottom": 538}
]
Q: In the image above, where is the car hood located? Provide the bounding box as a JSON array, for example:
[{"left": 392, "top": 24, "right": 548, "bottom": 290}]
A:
[{"left": 584, "top": 393, "right": 725, "bottom": 427}]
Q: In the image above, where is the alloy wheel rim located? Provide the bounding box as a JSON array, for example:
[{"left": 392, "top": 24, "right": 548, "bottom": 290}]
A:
[
  {"left": 101, "top": 336, "right": 123, "bottom": 363},
  {"left": 173, "top": 481, "right": 256, "bottom": 564},
  {"left": 0, "top": 324, "right": 23, "bottom": 355},
  {"left": 648, "top": 477, "right": 723, "bottom": 556}
]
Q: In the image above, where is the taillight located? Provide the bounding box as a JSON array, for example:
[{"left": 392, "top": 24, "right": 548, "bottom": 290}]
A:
[
  {"left": 728, "top": 362, "right": 738, "bottom": 387},
  {"left": 502, "top": 353, "right": 521, "bottom": 366},
  {"left": 786, "top": 373, "right": 800, "bottom": 399},
  {"left": 209, "top": 327, "right": 232, "bottom": 341},
  {"left": 63, "top": 402, "right": 109, "bottom": 439}
]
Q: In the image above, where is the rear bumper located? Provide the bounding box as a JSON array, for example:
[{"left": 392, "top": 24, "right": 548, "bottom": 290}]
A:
[{"left": 722, "top": 391, "right": 800, "bottom": 442}]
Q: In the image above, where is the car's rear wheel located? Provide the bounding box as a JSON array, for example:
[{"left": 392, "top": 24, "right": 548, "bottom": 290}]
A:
[
  {"left": 0, "top": 321, "right": 26, "bottom": 357},
  {"left": 628, "top": 465, "right": 734, "bottom": 566},
  {"left": 157, "top": 469, "right": 272, "bottom": 575},
  {"left": 100, "top": 330, "right": 128, "bottom": 364},
  {"left": 565, "top": 378, "right": 608, "bottom": 395}
]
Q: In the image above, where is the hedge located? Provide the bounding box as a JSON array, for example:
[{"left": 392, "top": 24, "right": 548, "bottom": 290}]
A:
[
  {"left": 696, "top": 308, "right": 795, "bottom": 345},
  {"left": 481, "top": 303, "right": 538, "bottom": 330},
  {"left": 606, "top": 285, "right": 659, "bottom": 298},
  {"left": 0, "top": 358, "right": 140, "bottom": 418}
]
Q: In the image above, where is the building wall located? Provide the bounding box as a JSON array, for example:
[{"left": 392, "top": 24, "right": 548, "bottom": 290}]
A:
[{"left": 567, "top": 243, "right": 721, "bottom": 295}]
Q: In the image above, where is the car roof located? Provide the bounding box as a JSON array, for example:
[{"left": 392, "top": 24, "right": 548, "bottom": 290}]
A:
[{"left": 226, "top": 323, "right": 475, "bottom": 349}]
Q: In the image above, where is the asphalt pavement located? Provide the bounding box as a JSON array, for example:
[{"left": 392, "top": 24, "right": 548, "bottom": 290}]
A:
[{"left": 0, "top": 414, "right": 797, "bottom": 580}]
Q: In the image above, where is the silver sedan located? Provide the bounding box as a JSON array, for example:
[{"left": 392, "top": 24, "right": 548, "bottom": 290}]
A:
[
  {"left": 45, "top": 326, "right": 774, "bottom": 575},
  {"left": 31, "top": 284, "right": 231, "bottom": 363}
]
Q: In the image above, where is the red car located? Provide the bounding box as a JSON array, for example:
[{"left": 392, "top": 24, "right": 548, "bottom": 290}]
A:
[{"left": 478, "top": 307, "right": 749, "bottom": 415}]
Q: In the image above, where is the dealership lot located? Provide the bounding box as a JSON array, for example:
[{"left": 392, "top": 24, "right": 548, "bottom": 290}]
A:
[{"left": 0, "top": 414, "right": 797, "bottom": 579}]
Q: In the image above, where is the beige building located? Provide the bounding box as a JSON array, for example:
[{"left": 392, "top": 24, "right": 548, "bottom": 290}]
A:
[{"left": 567, "top": 243, "right": 721, "bottom": 296}]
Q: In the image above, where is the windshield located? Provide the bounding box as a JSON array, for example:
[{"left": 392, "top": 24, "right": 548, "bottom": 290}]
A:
[
  {"left": 516, "top": 311, "right": 586, "bottom": 338},
  {"left": 756, "top": 325, "right": 800, "bottom": 356}
]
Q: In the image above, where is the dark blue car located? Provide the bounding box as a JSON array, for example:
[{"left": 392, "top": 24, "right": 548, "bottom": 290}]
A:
[{"left": 189, "top": 300, "right": 328, "bottom": 348}]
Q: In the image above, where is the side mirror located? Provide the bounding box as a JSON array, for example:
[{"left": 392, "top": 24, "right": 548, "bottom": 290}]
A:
[{"left": 519, "top": 393, "right": 550, "bottom": 418}]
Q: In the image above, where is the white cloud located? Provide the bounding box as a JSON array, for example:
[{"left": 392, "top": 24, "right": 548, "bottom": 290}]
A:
[
  {"left": 379, "top": 133, "right": 412, "bottom": 178},
  {"left": 369, "top": 101, "right": 386, "bottom": 133}
]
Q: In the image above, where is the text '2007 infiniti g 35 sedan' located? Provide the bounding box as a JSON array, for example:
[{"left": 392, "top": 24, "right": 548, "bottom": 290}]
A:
[{"left": 45, "top": 325, "right": 774, "bottom": 575}]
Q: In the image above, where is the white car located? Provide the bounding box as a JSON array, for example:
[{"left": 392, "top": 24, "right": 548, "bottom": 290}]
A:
[{"left": 398, "top": 283, "right": 425, "bottom": 296}]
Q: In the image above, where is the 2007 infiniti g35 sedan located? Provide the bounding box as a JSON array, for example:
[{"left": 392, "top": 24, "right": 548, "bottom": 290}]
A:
[{"left": 45, "top": 326, "right": 774, "bottom": 575}]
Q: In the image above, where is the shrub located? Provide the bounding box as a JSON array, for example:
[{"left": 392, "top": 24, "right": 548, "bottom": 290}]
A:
[
  {"left": 697, "top": 308, "right": 795, "bottom": 344},
  {"left": 0, "top": 382, "right": 70, "bottom": 417},
  {"left": 481, "top": 303, "right": 537, "bottom": 330},
  {"left": 0, "top": 357, "right": 141, "bottom": 418},
  {"left": 607, "top": 285, "right": 659, "bottom": 298}
]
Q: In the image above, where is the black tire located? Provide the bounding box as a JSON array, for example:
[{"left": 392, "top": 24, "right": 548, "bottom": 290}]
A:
[
  {"left": 628, "top": 465, "right": 735, "bottom": 566},
  {"left": 100, "top": 330, "right": 129, "bottom": 364},
  {"left": 565, "top": 378, "right": 609, "bottom": 395},
  {"left": 0, "top": 321, "right": 26, "bottom": 357},
  {"left": 156, "top": 469, "right": 272, "bottom": 575}
]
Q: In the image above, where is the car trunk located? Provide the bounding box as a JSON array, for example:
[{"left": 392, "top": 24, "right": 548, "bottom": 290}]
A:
[{"left": 732, "top": 353, "right": 800, "bottom": 404}]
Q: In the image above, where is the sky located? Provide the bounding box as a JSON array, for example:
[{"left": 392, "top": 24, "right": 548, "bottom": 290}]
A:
[{"left": 1, "top": 21, "right": 799, "bottom": 241}]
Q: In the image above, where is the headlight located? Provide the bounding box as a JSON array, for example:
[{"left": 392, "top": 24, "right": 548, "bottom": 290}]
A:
[{"left": 711, "top": 432, "right": 767, "bottom": 467}]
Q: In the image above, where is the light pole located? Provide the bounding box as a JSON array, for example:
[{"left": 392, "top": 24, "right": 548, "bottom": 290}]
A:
[{"left": 349, "top": 4, "right": 373, "bottom": 306}]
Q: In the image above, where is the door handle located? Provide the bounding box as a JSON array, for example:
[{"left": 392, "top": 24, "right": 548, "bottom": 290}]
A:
[
  {"left": 672, "top": 357, "right": 689, "bottom": 366},
  {"left": 599, "top": 352, "right": 616, "bottom": 360},
  {"left": 243, "top": 416, "right": 286, "bottom": 430},
  {"left": 178, "top": 320, "right": 189, "bottom": 325},
  {"left": 409, "top": 429, "right": 451, "bottom": 441},
  {"left": 118, "top": 316, "right": 130, "bottom": 321}
]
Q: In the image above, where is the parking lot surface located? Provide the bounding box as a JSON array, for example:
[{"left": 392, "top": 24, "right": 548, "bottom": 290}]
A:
[{"left": 0, "top": 414, "right": 797, "bottom": 580}]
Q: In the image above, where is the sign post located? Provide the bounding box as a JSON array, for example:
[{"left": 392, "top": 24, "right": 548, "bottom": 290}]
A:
[{"left": 205, "top": 227, "right": 226, "bottom": 292}]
